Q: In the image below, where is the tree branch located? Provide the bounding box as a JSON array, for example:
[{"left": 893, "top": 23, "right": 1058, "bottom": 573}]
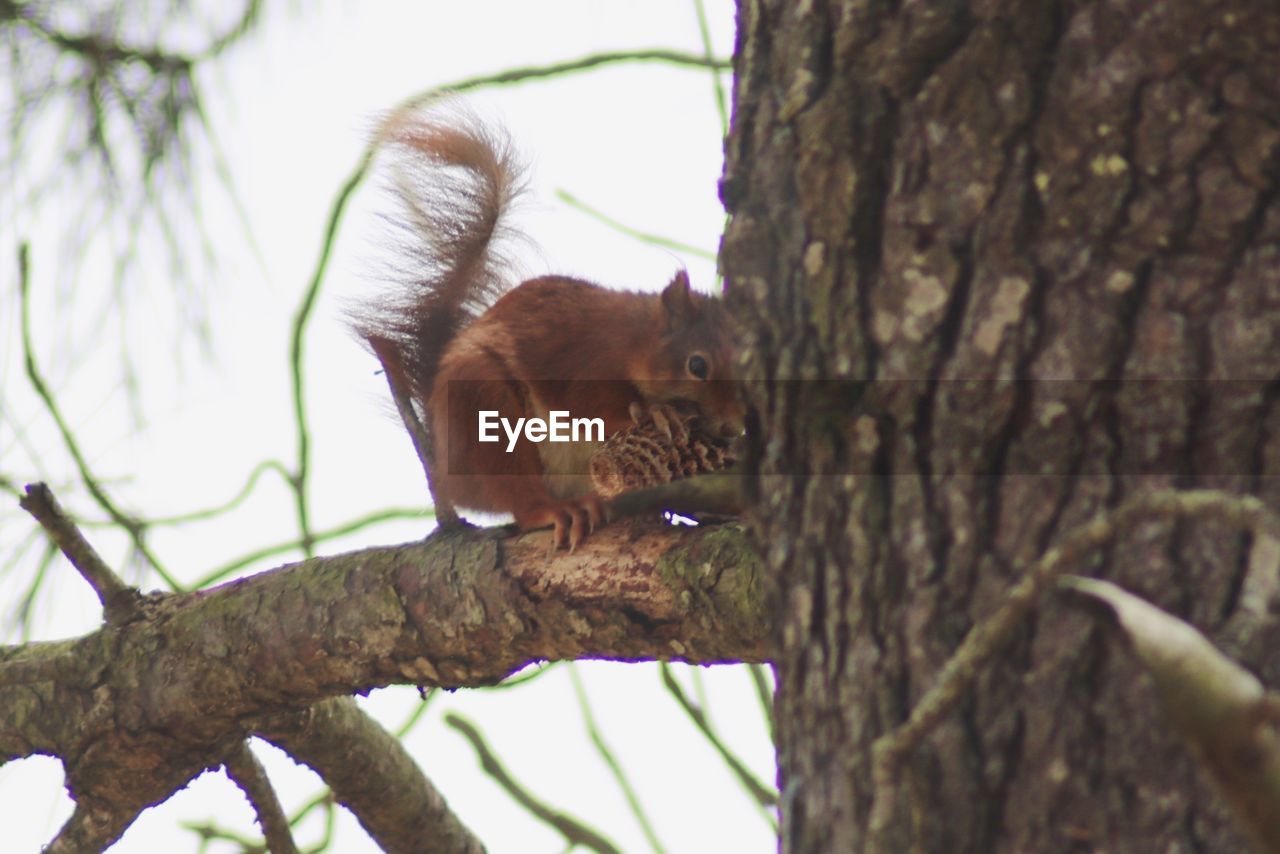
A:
[
  {"left": 868, "top": 488, "right": 1280, "bottom": 837},
  {"left": 0, "top": 519, "right": 766, "bottom": 848},
  {"left": 0, "top": 646, "right": 82, "bottom": 687},
  {"left": 223, "top": 740, "right": 299, "bottom": 854},
  {"left": 46, "top": 804, "right": 137, "bottom": 854},
  {"left": 18, "top": 482, "right": 140, "bottom": 622},
  {"left": 256, "top": 697, "right": 484, "bottom": 854}
]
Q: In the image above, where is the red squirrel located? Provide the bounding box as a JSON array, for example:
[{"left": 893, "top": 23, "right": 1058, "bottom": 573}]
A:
[{"left": 358, "top": 110, "right": 742, "bottom": 549}]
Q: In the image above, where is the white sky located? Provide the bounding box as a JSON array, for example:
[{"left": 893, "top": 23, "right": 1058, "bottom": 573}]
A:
[{"left": 0, "top": 2, "right": 777, "bottom": 852}]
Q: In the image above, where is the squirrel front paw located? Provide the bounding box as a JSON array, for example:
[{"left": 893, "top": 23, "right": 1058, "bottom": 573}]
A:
[
  {"left": 515, "top": 494, "right": 607, "bottom": 552},
  {"left": 628, "top": 401, "right": 691, "bottom": 443}
]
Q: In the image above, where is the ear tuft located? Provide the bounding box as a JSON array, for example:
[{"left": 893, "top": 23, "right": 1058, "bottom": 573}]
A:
[{"left": 660, "top": 270, "right": 696, "bottom": 321}]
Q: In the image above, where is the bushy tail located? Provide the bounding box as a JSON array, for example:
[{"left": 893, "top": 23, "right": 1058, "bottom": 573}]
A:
[{"left": 355, "top": 107, "right": 525, "bottom": 405}]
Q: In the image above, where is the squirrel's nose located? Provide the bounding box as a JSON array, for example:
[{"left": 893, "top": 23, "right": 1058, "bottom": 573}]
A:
[{"left": 712, "top": 400, "right": 747, "bottom": 439}]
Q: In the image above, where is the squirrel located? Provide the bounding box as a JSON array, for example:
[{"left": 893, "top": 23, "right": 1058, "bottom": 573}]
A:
[{"left": 356, "top": 109, "right": 743, "bottom": 549}]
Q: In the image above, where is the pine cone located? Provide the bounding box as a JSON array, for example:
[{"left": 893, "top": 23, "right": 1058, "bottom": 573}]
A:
[{"left": 590, "top": 406, "right": 738, "bottom": 499}]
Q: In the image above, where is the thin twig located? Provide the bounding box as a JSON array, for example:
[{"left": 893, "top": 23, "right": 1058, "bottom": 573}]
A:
[
  {"left": 181, "top": 821, "right": 264, "bottom": 852},
  {"left": 13, "top": 542, "right": 57, "bottom": 641},
  {"left": 223, "top": 740, "right": 300, "bottom": 854},
  {"left": 197, "top": 0, "right": 263, "bottom": 61},
  {"left": 569, "top": 665, "right": 666, "bottom": 853},
  {"left": 18, "top": 482, "right": 127, "bottom": 599},
  {"left": 314, "top": 800, "right": 337, "bottom": 853},
  {"left": 868, "top": 488, "right": 1280, "bottom": 837},
  {"left": 659, "top": 663, "right": 779, "bottom": 810},
  {"left": 286, "top": 789, "right": 334, "bottom": 832},
  {"left": 690, "top": 666, "right": 711, "bottom": 721},
  {"left": 445, "top": 49, "right": 728, "bottom": 94},
  {"left": 486, "top": 661, "right": 559, "bottom": 691},
  {"left": 748, "top": 664, "right": 776, "bottom": 745},
  {"left": 0, "top": 528, "right": 42, "bottom": 613},
  {"left": 191, "top": 506, "right": 430, "bottom": 588},
  {"left": 18, "top": 482, "right": 139, "bottom": 621},
  {"left": 445, "top": 712, "right": 623, "bottom": 854},
  {"left": 691, "top": 0, "right": 731, "bottom": 291},
  {"left": 555, "top": 189, "right": 718, "bottom": 261},
  {"left": 138, "top": 460, "right": 291, "bottom": 527},
  {"left": 0, "top": 475, "right": 20, "bottom": 500},
  {"left": 17, "top": 244, "right": 180, "bottom": 590},
  {"left": 395, "top": 691, "right": 436, "bottom": 738},
  {"left": 693, "top": 0, "right": 731, "bottom": 136}
]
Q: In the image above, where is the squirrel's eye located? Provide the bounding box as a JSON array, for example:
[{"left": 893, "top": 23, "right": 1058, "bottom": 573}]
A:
[{"left": 687, "top": 353, "right": 710, "bottom": 380}]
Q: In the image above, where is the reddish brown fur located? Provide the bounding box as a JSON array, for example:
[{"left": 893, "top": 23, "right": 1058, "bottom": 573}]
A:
[
  {"left": 356, "top": 111, "right": 520, "bottom": 407},
  {"left": 358, "top": 111, "right": 742, "bottom": 548}
]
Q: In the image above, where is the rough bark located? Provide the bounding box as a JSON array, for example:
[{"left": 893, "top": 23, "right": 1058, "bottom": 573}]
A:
[
  {"left": 0, "top": 519, "right": 765, "bottom": 850},
  {"left": 257, "top": 697, "right": 484, "bottom": 854},
  {"left": 722, "top": 0, "right": 1280, "bottom": 851}
]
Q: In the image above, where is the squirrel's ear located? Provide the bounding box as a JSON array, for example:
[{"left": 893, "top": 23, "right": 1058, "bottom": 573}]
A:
[{"left": 660, "top": 270, "right": 697, "bottom": 321}]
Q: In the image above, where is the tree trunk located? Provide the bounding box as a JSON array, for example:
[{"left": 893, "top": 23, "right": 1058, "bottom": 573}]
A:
[{"left": 722, "top": 1, "right": 1280, "bottom": 850}]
